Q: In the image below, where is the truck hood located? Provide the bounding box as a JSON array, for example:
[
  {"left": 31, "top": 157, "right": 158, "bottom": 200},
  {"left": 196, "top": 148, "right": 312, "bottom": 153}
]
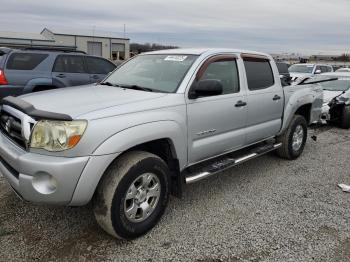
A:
[
  {"left": 322, "top": 90, "right": 344, "bottom": 104},
  {"left": 290, "top": 72, "right": 312, "bottom": 81},
  {"left": 19, "top": 84, "right": 168, "bottom": 119}
]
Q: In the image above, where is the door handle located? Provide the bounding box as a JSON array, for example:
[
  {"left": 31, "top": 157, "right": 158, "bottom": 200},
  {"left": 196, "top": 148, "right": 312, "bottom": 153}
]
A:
[
  {"left": 56, "top": 73, "right": 66, "bottom": 78},
  {"left": 235, "top": 101, "right": 247, "bottom": 107},
  {"left": 273, "top": 95, "right": 281, "bottom": 101}
]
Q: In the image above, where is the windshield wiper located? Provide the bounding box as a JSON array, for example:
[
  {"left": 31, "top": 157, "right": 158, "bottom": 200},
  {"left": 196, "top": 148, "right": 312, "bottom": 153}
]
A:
[
  {"left": 297, "top": 77, "right": 338, "bottom": 86},
  {"left": 100, "top": 81, "right": 118, "bottom": 87},
  {"left": 117, "top": 84, "right": 154, "bottom": 92}
]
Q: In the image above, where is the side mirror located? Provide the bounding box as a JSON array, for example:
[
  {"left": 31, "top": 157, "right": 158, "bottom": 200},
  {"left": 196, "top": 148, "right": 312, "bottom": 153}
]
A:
[
  {"left": 280, "top": 75, "right": 292, "bottom": 87},
  {"left": 189, "top": 79, "right": 223, "bottom": 99},
  {"left": 314, "top": 69, "right": 321, "bottom": 74}
]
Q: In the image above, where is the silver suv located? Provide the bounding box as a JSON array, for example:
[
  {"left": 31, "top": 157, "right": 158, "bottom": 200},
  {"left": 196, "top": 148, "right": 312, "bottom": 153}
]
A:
[{"left": 0, "top": 48, "right": 323, "bottom": 239}]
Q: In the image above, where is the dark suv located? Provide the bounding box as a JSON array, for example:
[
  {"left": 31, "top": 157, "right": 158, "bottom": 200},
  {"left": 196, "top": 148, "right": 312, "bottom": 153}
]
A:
[{"left": 0, "top": 47, "right": 116, "bottom": 99}]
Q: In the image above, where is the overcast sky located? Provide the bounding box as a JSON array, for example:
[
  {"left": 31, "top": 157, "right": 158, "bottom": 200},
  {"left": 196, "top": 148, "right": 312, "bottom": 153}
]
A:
[{"left": 0, "top": 0, "right": 349, "bottom": 55}]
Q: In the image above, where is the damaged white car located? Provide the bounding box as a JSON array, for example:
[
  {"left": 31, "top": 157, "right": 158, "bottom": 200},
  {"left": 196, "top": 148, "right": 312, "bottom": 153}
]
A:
[{"left": 317, "top": 72, "right": 350, "bottom": 128}]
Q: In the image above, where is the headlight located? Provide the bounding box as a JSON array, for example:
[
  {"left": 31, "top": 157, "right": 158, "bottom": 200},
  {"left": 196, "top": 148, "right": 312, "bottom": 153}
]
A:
[{"left": 30, "top": 120, "right": 87, "bottom": 151}]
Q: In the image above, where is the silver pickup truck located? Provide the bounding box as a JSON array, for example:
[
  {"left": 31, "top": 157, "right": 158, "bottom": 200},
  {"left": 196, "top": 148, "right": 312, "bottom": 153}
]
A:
[{"left": 0, "top": 48, "right": 323, "bottom": 239}]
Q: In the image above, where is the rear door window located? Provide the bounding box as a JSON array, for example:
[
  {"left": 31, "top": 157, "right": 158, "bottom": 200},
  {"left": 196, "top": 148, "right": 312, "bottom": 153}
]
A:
[
  {"left": 6, "top": 53, "right": 48, "bottom": 70},
  {"left": 53, "top": 55, "right": 86, "bottom": 73},
  {"left": 243, "top": 58, "right": 274, "bottom": 90},
  {"left": 85, "top": 57, "right": 116, "bottom": 74}
]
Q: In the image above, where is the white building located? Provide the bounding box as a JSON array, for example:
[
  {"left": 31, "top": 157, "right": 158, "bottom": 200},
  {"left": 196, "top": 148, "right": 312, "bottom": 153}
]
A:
[
  {"left": 0, "top": 28, "right": 130, "bottom": 61},
  {"left": 41, "top": 28, "right": 130, "bottom": 61},
  {"left": 0, "top": 31, "right": 56, "bottom": 48}
]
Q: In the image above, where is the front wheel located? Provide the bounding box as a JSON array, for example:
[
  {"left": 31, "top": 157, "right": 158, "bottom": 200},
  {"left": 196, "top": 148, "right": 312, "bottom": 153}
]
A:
[
  {"left": 93, "top": 151, "right": 170, "bottom": 240},
  {"left": 276, "top": 115, "right": 308, "bottom": 160}
]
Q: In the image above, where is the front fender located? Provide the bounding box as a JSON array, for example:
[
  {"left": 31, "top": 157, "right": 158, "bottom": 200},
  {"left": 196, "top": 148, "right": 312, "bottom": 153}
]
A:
[
  {"left": 23, "top": 78, "right": 53, "bottom": 93},
  {"left": 93, "top": 120, "right": 188, "bottom": 169},
  {"left": 70, "top": 121, "right": 187, "bottom": 206}
]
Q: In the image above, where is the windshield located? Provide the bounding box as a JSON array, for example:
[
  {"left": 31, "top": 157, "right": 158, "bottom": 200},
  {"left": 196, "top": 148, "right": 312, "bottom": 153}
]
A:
[
  {"left": 319, "top": 78, "right": 350, "bottom": 91},
  {"left": 289, "top": 64, "right": 314, "bottom": 73},
  {"left": 103, "top": 54, "right": 198, "bottom": 93}
]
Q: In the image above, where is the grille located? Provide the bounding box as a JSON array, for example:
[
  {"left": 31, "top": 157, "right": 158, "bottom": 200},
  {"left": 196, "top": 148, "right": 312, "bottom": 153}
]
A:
[{"left": 0, "top": 107, "right": 31, "bottom": 149}]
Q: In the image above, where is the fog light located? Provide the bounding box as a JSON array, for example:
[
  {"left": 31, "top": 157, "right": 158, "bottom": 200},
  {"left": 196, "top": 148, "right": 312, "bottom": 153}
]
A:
[{"left": 32, "top": 173, "right": 58, "bottom": 195}]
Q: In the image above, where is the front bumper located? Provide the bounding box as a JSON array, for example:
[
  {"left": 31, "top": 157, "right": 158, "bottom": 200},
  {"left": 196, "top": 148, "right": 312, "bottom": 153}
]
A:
[
  {"left": 321, "top": 104, "right": 331, "bottom": 123},
  {"left": 0, "top": 130, "right": 89, "bottom": 205}
]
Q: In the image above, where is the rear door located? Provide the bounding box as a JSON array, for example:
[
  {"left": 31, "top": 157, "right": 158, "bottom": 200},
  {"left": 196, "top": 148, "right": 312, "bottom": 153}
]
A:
[
  {"left": 52, "top": 55, "right": 90, "bottom": 87},
  {"left": 187, "top": 54, "right": 247, "bottom": 164},
  {"left": 85, "top": 56, "right": 116, "bottom": 83},
  {"left": 242, "top": 54, "right": 284, "bottom": 144}
]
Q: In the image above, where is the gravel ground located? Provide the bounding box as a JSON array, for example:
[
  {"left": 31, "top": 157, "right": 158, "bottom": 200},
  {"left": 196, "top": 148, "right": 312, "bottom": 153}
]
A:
[{"left": 0, "top": 127, "right": 349, "bottom": 262}]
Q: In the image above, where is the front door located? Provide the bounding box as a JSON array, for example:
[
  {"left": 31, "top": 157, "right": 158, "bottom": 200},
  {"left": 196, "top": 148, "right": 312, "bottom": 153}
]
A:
[
  {"left": 85, "top": 56, "right": 116, "bottom": 84},
  {"left": 187, "top": 55, "right": 247, "bottom": 164}
]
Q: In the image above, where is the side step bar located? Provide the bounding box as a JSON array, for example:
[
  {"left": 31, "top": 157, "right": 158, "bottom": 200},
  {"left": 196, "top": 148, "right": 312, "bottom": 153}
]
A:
[{"left": 185, "top": 142, "right": 282, "bottom": 184}]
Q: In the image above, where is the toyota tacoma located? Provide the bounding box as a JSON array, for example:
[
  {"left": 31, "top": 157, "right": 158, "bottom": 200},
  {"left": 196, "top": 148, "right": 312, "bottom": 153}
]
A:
[{"left": 0, "top": 48, "right": 323, "bottom": 239}]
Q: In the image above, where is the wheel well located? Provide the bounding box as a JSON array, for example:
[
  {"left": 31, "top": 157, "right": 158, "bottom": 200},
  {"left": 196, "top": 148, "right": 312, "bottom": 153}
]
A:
[
  {"left": 295, "top": 104, "right": 312, "bottom": 123},
  {"left": 32, "top": 85, "right": 58, "bottom": 92},
  {"left": 125, "top": 139, "right": 183, "bottom": 198}
]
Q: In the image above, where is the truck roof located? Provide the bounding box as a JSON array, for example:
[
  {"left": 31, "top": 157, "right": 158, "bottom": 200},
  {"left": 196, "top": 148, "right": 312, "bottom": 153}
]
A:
[{"left": 146, "top": 48, "right": 271, "bottom": 57}]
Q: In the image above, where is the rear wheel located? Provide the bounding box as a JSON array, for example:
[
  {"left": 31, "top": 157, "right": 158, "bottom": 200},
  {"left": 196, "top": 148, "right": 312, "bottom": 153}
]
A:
[
  {"left": 340, "top": 106, "right": 350, "bottom": 129},
  {"left": 276, "top": 115, "right": 307, "bottom": 160},
  {"left": 93, "top": 151, "right": 170, "bottom": 240}
]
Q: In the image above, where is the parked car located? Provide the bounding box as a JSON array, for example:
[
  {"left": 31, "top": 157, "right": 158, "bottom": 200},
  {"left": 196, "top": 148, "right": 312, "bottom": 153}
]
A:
[
  {"left": 332, "top": 65, "right": 343, "bottom": 71},
  {"left": 336, "top": 67, "right": 350, "bottom": 73},
  {"left": 276, "top": 62, "right": 291, "bottom": 86},
  {"left": 0, "top": 47, "right": 116, "bottom": 99},
  {"left": 0, "top": 48, "right": 323, "bottom": 240},
  {"left": 288, "top": 63, "right": 333, "bottom": 82},
  {"left": 313, "top": 72, "right": 350, "bottom": 128}
]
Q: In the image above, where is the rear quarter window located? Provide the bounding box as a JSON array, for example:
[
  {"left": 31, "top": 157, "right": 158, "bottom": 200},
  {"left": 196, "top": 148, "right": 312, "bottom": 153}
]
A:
[
  {"left": 6, "top": 53, "right": 48, "bottom": 70},
  {"left": 243, "top": 59, "right": 275, "bottom": 90},
  {"left": 0, "top": 54, "right": 5, "bottom": 66}
]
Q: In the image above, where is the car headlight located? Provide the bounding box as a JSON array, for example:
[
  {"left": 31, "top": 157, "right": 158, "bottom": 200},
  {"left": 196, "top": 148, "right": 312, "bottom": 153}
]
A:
[{"left": 30, "top": 120, "right": 87, "bottom": 151}]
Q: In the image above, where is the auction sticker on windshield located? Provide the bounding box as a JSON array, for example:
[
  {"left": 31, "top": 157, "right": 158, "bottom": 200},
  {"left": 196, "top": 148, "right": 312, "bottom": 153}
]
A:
[{"left": 164, "top": 55, "right": 188, "bottom": 62}]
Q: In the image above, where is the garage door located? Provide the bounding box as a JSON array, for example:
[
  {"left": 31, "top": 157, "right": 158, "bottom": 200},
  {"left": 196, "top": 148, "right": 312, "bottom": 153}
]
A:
[{"left": 87, "top": 41, "right": 102, "bottom": 57}]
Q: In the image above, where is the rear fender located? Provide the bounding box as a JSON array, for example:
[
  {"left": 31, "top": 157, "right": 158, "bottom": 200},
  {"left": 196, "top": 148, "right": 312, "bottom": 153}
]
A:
[
  {"left": 23, "top": 78, "right": 53, "bottom": 93},
  {"left": 279, "top": 87, "right": 323, "bottom": 135}
]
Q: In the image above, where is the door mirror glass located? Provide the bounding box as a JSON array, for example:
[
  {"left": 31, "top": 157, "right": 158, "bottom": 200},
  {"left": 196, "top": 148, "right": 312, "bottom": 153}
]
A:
[
  {"left": 189, "top": 79, "right": 223, "bottom": 99},
  {"left": 315, "top": 69, "right": 321, "bottom": 74}
]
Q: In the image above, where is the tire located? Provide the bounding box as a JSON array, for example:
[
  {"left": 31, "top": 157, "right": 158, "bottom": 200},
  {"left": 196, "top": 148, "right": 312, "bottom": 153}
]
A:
[
  {"left": 276, "top": 115, "right": 308, "bottom": 160},
  {"left": 93, "top": 151, "right": 170, "bottom": 240},
  {"left": 340, "top": 106, "right": 350, "bottom": 129}
]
